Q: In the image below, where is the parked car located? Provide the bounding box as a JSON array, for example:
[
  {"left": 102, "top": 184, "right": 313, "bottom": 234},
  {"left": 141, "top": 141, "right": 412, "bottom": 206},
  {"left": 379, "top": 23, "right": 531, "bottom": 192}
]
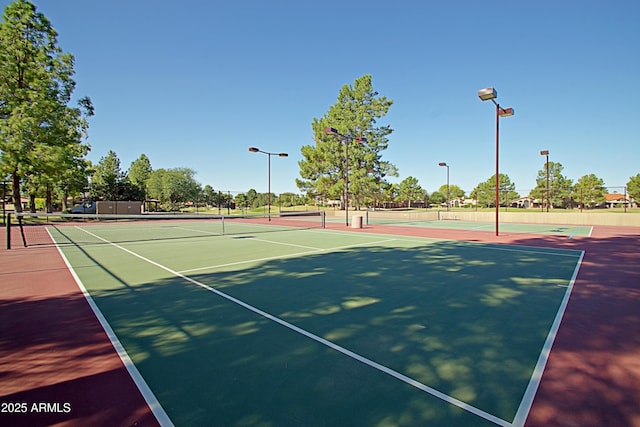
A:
[{"left": 70, "top": 201, "right": 96, "bottom": 214}]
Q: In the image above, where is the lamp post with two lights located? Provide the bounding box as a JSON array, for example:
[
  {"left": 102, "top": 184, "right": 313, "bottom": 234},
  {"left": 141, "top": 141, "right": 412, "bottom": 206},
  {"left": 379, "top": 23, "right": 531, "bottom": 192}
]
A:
[
  {"left": 323, "top": 127, "right": 367, "bottom": 226},
  {"left": 438, "top": 162, "right": 450, "bottom": 211},
  {"left": 248, "top": 147, "right": 288, "bottom": 221},
  {"left": 478, "top": 87, "right": 515, "bottom": 236},
  {"left": 540, "top": 150, "right": 550, "bottom": 212}
]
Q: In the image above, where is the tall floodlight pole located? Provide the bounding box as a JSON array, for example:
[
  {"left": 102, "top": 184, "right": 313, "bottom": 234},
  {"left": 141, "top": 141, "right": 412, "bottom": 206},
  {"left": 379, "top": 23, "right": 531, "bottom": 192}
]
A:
[
  {"left": 540, "top": 150, "right": 550, "bottom": 212},
  {"left": 438, "top": 162, "right": 450, "bottom": 211},
  {"left": 324, "top": 127, "right": 367, "bottom": 226},
  {"left": 478, "top": 87, "right": 515, "bottom": 236},
  {"left": 248, "top": 147, "right": 288, "bottom": 221}
]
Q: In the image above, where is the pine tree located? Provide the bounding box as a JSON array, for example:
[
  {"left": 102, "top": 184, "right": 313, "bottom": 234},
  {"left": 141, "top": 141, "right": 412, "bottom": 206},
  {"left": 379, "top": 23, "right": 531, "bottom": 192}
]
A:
[
  {"left": 0, "top": 0, "right": 92, "bottom": 212},
  {"left": 297, "top": 75, "right": 397, "bottom": 209}
]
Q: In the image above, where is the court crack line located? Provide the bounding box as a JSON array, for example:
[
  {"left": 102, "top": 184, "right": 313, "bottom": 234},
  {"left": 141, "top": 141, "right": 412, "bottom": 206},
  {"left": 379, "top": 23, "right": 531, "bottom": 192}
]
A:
[{"left": 74, "top": 226, "right": 512, "bottom": 427}]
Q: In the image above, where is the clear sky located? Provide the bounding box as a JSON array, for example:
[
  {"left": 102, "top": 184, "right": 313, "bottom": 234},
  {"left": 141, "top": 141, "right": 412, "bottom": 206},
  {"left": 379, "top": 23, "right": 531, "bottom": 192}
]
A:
[{"left": 5, "top": 0, "right": 639, "bottom": 195}]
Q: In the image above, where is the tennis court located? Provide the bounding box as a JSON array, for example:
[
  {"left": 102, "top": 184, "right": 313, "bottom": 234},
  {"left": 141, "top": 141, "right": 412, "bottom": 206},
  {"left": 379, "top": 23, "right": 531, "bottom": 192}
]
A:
[
  {"left": 358, "top": 213, "right": 593, "bottom": 237},
  {"left": 32, "top": 215, "right": 584, "bottom": 426}
]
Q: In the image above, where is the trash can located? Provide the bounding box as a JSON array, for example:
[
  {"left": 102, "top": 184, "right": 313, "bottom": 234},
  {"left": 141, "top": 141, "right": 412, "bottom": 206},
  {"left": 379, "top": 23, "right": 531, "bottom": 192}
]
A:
[{"left": 351, "top": 215, "right": 363, "bottom": 229}]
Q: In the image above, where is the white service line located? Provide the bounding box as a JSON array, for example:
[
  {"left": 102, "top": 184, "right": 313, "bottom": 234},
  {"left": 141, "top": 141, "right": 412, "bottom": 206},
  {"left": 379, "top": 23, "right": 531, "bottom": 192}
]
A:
[
  {"left": 241, "top": 236, "right": 321, "bottom": 251},
  {"left": 308, "top": 228, "right": 583, "bottom": 258},
  {"left": 74, "top": 226, "right": 510, "bottom": 426},
  {"left": 178, "top": 238, "right": 398, "bottom": 274},
  {"left": 172, "top": 225, "right": 322, "bottom": 250}
]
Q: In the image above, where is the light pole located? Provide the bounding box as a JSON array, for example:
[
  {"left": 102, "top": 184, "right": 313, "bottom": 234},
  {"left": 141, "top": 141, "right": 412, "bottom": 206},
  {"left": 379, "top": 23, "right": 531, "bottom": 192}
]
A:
[
  {"left": 438, "top": 162, "right": 449, "bottom": 211},
  {"left": 324, "top": 127, "right": 367, "bottom": 226},
  {"left": 478, "top": 87, "right": 515, "bottom": 236},
  {"left": 248, "top": 147, "right": 288, "bottom": 221},
  {"left": 540, "top": 150, "right": 550, "bottom": 212}
]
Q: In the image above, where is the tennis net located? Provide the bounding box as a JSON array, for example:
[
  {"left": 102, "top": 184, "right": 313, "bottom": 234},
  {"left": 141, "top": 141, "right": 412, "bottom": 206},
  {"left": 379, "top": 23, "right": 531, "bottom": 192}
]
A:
[{"left": 5, "top": 211, "right": 326, "bottom": 249}]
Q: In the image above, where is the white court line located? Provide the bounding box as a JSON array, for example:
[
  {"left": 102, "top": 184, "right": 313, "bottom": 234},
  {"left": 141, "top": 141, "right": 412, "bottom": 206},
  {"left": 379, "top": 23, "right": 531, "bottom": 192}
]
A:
[
  {"left": 74, "top": 226, "right": 511, "bottom": 427},
  {"left": 511, "top": 250, "right": 585, "bottom": 427},
  {"left": 457, "top": 243, "right": 582, "bottom": 258},
  {"left": 469, "top": 224, "right": 494, "bottom": 231},
  {"left": 179, "top": 231, "right": 578, "bottom": 274},
  {"left": 306, "top": 227, "right": 583, "bottom": 258},
  {"left": 239, "top": 236, "right": 321, "bottom": 251},
  {"left": 172, "top": 226, "right": 219, "bottom": 235},
  {"left": 48, "top": 228, "right": 174, "bottom": 427},
  {"left": 173, "top": 225, "right": 322, "bottom": 251},
  {"left": 178, "top": 238, "right": 398, "bottom": 274}
]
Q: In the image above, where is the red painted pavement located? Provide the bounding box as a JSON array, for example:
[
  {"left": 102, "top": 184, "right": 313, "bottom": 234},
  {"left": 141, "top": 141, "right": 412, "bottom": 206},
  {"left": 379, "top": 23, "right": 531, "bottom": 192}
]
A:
[{"left": 0, "top": 242, "right": 160, "bottom": 427}]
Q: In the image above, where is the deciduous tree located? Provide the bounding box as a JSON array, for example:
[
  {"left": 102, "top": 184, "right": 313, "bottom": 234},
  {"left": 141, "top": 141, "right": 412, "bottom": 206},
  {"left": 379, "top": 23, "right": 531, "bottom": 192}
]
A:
[
  {"left": 437, "top": 184, "right": 465, "bottom": 207},
  {"left": 128, "top": 154, "right": 153, "bottom": 198},
  {"left": 397, "top": 176, "right": 425, "bottom": 208},
  {"left": 470, "top": 174, "right": 518, "bottom": 208},
  {"left": 147, "top": 167, "right": 201, "bottom": 211},
  {"left": 574, "top": 174, "right": 606, "bottom": 209},
  {"left": 530, "top": 161, "right": 573, "bottom": 208},
  {"left": 627, "top": 174, "right": 640, "bottom": 204},
  {"left": 202, "top": 184, "right": 216, "bottom": 206}
]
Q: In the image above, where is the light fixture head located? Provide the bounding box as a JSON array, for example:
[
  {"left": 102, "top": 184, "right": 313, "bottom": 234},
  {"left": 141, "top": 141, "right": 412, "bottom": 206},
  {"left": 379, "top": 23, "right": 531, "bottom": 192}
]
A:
[
  {"left": 540, "top": 150, "right": 549, "bottom": 156},
  {"left": 248, "top": 147, "right": 259, "bottom": 152},
  {"left": 478, "top": 87, "right": 497, "bottom": 101},
  {"left": 278, "top": 153, "right": 288, "bottom": 157},
  {"left": 499, "top": 107, "right": 514, "bottom": 117},
  {"left": 438, "top": 162, "right": 447, "bottom": 167},
  {"left": 324, "top": 127, "right": 339, "bottom": 135}
]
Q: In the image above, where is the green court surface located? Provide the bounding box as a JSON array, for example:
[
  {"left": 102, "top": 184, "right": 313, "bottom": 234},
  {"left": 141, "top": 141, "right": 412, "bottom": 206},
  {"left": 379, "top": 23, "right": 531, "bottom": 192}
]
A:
[
  {"left": 361, "top": 216, "right": 593, "bottom": 237},
  {"left": 48, "top": 220, "right": 583, "bottom": 426}
]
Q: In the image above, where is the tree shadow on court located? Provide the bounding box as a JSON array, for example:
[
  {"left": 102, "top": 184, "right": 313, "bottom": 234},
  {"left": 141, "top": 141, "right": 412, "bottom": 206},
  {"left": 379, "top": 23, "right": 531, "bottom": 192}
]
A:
[
  {"left": 501, "top": 231, "right": 640, "bottom": 427},
  {"left": 5, "top": 222, "right": 639, "bottom": 426},
  {"left": 75, "top": 239, "right": 588, "bottom": 426}
]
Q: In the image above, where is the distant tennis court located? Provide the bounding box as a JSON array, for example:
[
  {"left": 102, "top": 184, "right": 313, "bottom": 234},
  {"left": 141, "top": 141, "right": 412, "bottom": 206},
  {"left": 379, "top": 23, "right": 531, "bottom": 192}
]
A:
[
  {"left": 35, "top": 215, "right": 584, "bottom": 426},
  {"left": 359, "top": 212, "right": 593, "bottom": 237}
]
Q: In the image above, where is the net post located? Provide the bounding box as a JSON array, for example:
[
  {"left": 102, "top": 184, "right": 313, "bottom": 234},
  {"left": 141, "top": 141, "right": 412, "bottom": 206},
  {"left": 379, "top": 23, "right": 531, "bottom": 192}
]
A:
[
  {"left": 5, "top": 213, "right": 10, "bottom": 250},
  {"left": 321, "top": 211, "right": 326, "bottom": 229},
  {"left": 17, "top": 213, "right": 27, "bottom": 247},
  {"left": 221, "top": 215, "right": 225, "bottom": 235}
]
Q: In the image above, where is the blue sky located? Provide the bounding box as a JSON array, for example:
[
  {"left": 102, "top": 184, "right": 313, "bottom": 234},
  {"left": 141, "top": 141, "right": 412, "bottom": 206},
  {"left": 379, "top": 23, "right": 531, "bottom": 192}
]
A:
[{"left": 6, "top": 0, "right": 639, "bottom": 195}]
